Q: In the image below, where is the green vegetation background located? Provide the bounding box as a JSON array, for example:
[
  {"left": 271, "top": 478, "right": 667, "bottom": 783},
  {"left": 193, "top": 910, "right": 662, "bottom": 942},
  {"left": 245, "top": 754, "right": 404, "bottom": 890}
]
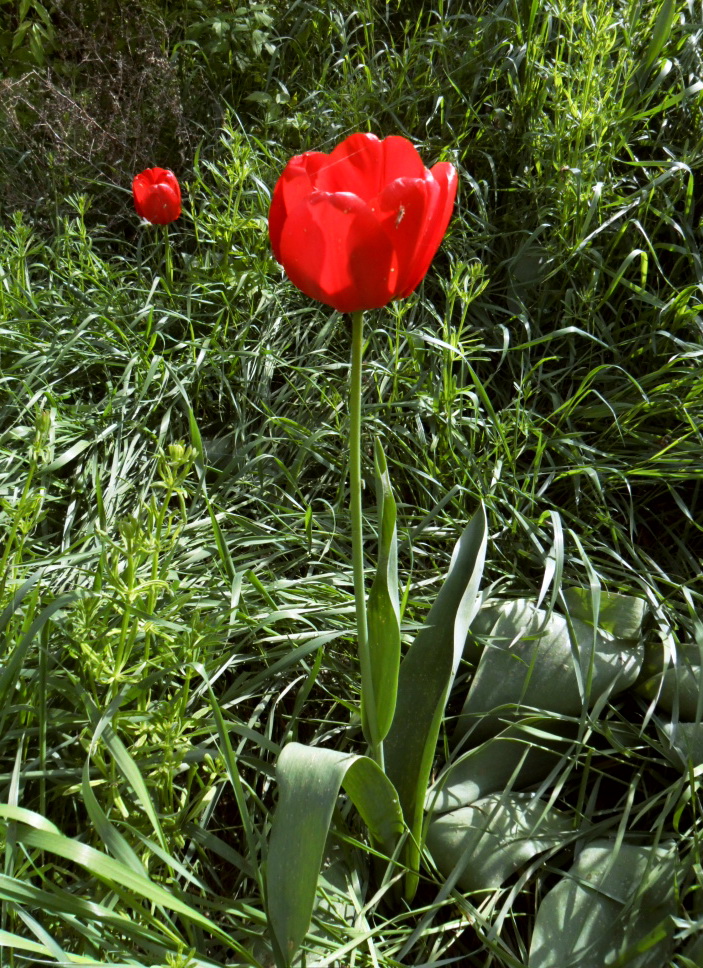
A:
[{"left": 0, "top": 0, "right": 702, "bottom": 965}]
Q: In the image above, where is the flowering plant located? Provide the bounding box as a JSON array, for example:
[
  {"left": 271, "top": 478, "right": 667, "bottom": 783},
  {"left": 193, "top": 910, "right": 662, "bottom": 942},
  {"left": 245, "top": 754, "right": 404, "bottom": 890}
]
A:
[
  {"left": 265, "top": 133, "right": 487, "bottom": 966},
  {"left": 132, "top": 167, "right": 181, "bottom": 225}
]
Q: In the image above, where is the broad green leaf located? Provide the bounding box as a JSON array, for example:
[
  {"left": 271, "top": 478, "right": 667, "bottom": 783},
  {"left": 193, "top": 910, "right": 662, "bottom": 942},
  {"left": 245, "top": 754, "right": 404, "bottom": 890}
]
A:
[
  {"left": 660, "top": 721, "right": 703, "bottom": 769},
  {"left": 529, "top": 841, "right": 677, "bottom": 968},
  {"left": 363, "top": 437, "right": 401, "bottom": 748},
  {"left": 636, "top": 642, "right": 703, "bottom": 720},
  {"left": 430, "top": 716, "right": 578, "bottom": 812},
  {"left": 455, "top": 600, "right": 642, "bottom": 746},
  {"left": 384, "top": 503, "right": 487, "bottom": 900},
  {"left": 684, "top": 932, "right": 703, "bottom": 966},
  {"left": 426, "top": 793, "right": 572, "bottom": 893},
  {"left": 266, "top": 741, "right": 403, "bottom": 967},
  {"left": 562, "top": 587, "right": 647, "bottom": 640}
]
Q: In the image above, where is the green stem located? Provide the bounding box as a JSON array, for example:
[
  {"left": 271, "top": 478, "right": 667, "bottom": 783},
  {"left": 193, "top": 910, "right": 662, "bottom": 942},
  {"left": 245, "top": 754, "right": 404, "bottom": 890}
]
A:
[
  {"left": 163, "top": 224, "right": 173, "bottom": 290},
  {"left": 350, "top": 310, "right": 381, "bottom": 767}
]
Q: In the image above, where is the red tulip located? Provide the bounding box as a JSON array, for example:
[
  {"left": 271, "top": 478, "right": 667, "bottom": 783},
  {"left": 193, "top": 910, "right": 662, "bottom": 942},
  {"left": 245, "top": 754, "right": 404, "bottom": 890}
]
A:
[
  {"left": 269, "top": 133, "right": 457, "bottom": 313},
  {"left": 132, "top": 168, "right": 181, "bottom": 225}
]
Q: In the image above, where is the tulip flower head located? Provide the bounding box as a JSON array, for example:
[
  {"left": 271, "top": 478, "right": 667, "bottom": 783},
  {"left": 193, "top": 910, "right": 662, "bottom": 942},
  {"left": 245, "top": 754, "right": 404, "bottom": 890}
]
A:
[
  {"left": 132, "top": 167, "right": 181, "bottom": 225},
  {"left": 269, "top": 133, "right": 457, "bottom": 313}
]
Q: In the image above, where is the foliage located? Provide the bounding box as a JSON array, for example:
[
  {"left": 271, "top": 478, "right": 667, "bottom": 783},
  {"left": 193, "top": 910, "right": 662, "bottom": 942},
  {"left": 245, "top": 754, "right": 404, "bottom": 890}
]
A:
[
  {"left": 0, "top": 0, "right": 702, "bottom": 966},
  {"left": 0, "top": 0, "right": 282, "bottom": 219}
]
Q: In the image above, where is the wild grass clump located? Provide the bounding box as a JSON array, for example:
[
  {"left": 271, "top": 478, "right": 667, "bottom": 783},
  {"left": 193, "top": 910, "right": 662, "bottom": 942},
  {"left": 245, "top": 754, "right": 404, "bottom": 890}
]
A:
[{"left": 0, "top": 1, "right": 702, "bottom": 966}]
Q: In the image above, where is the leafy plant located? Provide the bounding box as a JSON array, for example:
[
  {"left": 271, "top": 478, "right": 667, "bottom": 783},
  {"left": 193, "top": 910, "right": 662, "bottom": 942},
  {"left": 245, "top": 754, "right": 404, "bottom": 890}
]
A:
[{"left": 1, "top": 1, "right": 702, "bottom": 966}]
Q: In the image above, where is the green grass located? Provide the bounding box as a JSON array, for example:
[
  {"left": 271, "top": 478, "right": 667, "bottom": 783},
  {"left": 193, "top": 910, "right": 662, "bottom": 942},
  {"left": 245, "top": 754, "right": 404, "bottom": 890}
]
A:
[{"left": 1, "top": 0, "right": 703, "bottom": 965}]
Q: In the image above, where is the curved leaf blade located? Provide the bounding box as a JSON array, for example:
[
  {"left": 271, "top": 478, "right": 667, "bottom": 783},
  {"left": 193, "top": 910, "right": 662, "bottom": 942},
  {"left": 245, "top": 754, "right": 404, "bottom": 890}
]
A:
[
  {"left": 529, "top": 841, "right": 677, "bottom": 968},
  {"left": 266, "top": 742, "right": 403, "bottom": 966},
  {"left": 455, "top": 599, "right": 643, "bottom": 746},
  {"left": 426, "top": 792, "right": 572, "bottom": 893},
  {"left": 364, "top": 437, "right": 401, "bottom": 747},
  {"left": 384, "top": 502, "right": 487, "bottom": 899}
]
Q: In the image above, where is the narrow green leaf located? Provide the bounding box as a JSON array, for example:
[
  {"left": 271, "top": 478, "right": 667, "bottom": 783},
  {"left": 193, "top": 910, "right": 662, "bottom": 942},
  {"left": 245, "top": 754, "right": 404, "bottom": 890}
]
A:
[
  {"left": 0, "top": 590, "right": 84, "bottom": 712},
  {"left": 384, "top": 502, "right": 487, "bottom": 899},
  {"left": 81, "top": 760, "right": 147, "bottom": 876},
  {"left": 94, "top": 722, "right": 168, "bottom": 852},
  {"left": 0, "top": 570, "right": 43, "bottom": 635},
  {"left": 14, "top": 909, "right": 67, "bottom": 962},
  {"left": 0, "top": 804, "right": 60, "bottom": 835},
  {"left": 0, "top": 930, "right": 53, "bottom": 958},
  {"left": 13, "top": 826, "right": 257, "bottom": 960},
  {"left": 363, "top": 437, "right": 401, "bottom": 747},
  {"left": 207, "top": 685, "right": 262, "bottom": 890},
  {"left": 626, "top": 0, "right": 677, "bottom": 101},
  {"left": 0, "top": 871, "right": 177, "bottom": 956},
  {"left": 265, "top": 742, "right": 403, "bottom": 966},
  {"left": 641, "top": 0, "right": 677, "bottom": 76}
]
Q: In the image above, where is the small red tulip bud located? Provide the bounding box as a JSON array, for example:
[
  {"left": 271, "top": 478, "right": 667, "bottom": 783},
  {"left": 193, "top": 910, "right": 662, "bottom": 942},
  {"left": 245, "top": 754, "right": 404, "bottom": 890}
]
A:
[{"left": 132, "top": 167, "right": 181, "bottom": 225}]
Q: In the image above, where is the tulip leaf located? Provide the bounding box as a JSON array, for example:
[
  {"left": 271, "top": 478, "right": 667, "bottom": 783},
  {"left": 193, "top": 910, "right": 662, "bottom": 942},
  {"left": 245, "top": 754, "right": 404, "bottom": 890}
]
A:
[
  {"left": 426, "top": 793, "right": 572, "bottom": 893},
  {"left": 363, "top": 437, "right": 401, "bottom": 748},
  {"left": 684, "top": 932, "right": 703, "bottom": 966},
  {"left": 430, "top": 716, "right": 579, "bottom": 813},
  {"left": 660, "top": 721, "right": 703, "bottom": 769},
  {"left": 266, "top": 741, "right": 403, "bottom": 967},
  {"left": 454, "top": 599, "right": 643, "bottom": 746},
  {"left": 561, "top": 587, "right": 648, "bottom": 640},
  {"left": 636, "top": 641, "right": 703, "bottom": 720},
  {"left": 384, "top": 503, "right": 487, "bottom": 900},
  {"left": 528, "top": 841, "right": 677, "bottom": 968}
]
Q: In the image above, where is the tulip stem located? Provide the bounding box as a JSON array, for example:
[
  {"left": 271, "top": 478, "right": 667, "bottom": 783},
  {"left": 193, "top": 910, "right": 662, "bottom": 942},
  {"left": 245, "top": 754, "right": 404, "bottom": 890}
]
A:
[
  {"left": 163, "top": 225, "right": 173, "bottom": 289},
  {"left": 350, "top": 310, "right": 382, "bottom": 768}
]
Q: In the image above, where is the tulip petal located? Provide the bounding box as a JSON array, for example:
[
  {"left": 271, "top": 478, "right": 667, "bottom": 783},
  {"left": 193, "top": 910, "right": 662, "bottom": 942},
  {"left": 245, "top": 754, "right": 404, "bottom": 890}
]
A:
[
  {"left": 379, "top": 136, "right": 427, "bottom": 185},
  {"left": 316, "top": 134, "right": 427, "bottom": 202},
  {"left": 370, "top": 177, "right": 432, "bottom": 298},
  {"left": 137, "top": 182, "right": 181, "bottom": 225},
  {"left": 314, "top": 133, "right": 382, "bottom": 200},
  {"left": 132, "top": 168, "right": 181, "bottom": 224},
  {"left": 268, "top": 152, "right": 327, "bottom": 261},
  {"left": 279, "top": 191, "right": 396, "bottom": 312},
  {"left": 398, "top": 162, "right": 457, "bottom": 298},
  {"left": 268, "top": 134, "right": 457, "bottom": 310}
]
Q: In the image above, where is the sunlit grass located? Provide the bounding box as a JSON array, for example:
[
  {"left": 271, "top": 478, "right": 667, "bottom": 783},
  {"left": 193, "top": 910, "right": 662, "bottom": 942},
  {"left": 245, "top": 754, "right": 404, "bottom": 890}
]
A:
[{"left": 0, "top": 0, "right": 702, "bottom": 965}]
